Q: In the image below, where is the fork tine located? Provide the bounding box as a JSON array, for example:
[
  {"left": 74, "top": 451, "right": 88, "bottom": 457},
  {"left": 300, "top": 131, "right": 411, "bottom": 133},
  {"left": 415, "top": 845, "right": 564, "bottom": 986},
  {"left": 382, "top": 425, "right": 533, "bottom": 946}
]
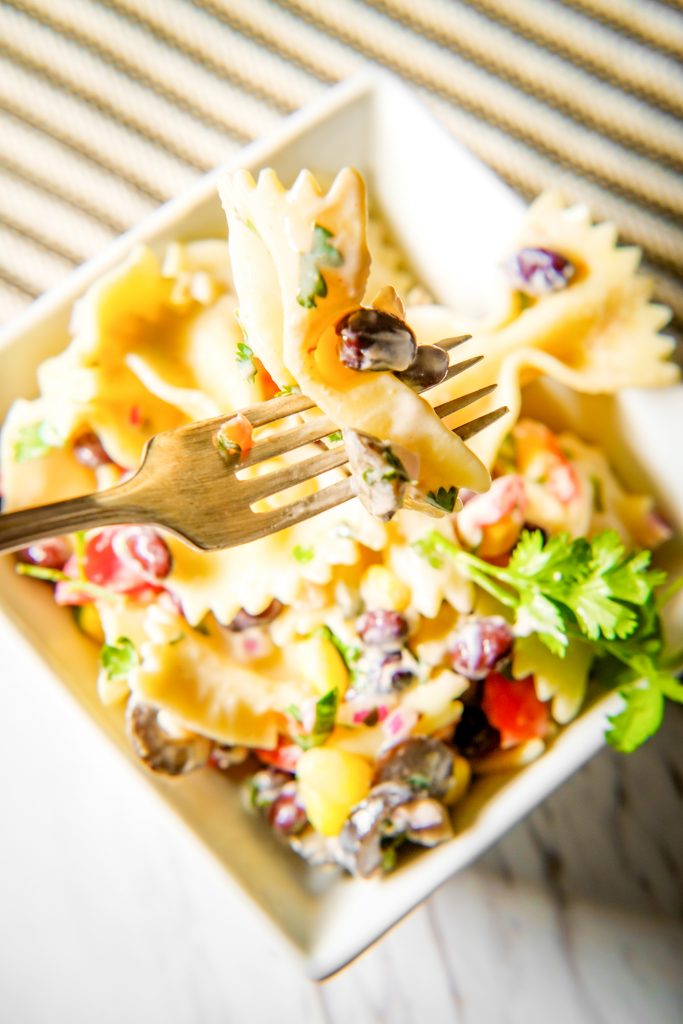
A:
[
  {"left": 252, "top": 408, "right": 508, "bottom": 530},
  {"left": 241, "top": 391, "right": 504, "bottom": 508},
  {"left": 241, "top": 414, "right": 336, "bottom": 468},
  {"left": 433, "top": 383, "right": 497, "bottom": 418},
  {"left": 241, "top": 446, "right": 349, "bottom": 504},
  {"left": 251, "top": 478, "right": 356, "bottom": 539},
  {"left": 241, "top": 352, "right": 486, "bottom": 466},
  {"left": 435, "top": 334, "right": 472, "bottom": 351},
  {"left": 242, "top": 390, "right": 314, "bottom": 427},
  {"left": 454, "top": 406, "right": 509, "bottom": 440},
  {"left": 438, "top": 354, "right": 484, "bottom": 385}
]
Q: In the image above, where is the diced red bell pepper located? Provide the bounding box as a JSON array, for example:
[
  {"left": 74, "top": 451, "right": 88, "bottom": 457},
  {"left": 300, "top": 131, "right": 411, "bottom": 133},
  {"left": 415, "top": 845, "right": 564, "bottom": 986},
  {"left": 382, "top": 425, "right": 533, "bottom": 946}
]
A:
[{"left": 482, "top": 672, "right": 549, "bottom": 747}]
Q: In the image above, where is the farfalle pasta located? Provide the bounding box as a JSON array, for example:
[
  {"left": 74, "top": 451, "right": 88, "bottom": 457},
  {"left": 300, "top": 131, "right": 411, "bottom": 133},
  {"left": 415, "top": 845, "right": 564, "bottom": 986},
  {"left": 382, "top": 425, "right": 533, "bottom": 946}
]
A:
[{"left": 2, "top": 168, "right": 679, "bottom": 878}]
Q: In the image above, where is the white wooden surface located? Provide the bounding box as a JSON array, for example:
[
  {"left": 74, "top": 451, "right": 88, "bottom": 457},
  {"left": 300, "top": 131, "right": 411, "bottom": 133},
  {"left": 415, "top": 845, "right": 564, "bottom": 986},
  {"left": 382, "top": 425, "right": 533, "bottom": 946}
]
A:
[{"left": 1, "top": 615, "right": 682, "bottom": 1024}]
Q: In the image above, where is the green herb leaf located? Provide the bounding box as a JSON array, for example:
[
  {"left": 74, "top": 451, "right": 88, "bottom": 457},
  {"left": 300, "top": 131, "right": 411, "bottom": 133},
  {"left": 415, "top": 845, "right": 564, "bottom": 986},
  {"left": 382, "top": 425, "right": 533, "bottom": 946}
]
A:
[
  {"left": 293, "top": 545, "right": 314, "bottom": 563},
  {"left": 215, "top": 425, "right": 242, "bottom": 463},
  {"left": 297, "top": 224, "right": 343, "bottom": 309},
  {"left": 381, "top": 835, "right": 405, "bottom": 873},
  {"left": 327, "top": 431, "right": 343, "bottom": 443},
  {"left": 274, "top": 384, "right": 300, "bottom": 398},
  {"left": 235, "top": 340, "right": 256, "bottom": 383},
  {"left": 425, "top": 486, "right": 458, "bottom": 513},
  {"left": 295, "top": 688, "right": 339, "bottom": 749},
  {"left": 424, "top": 526, "right": 675, "bottom": 753},
  {"left": 407, "top": 772, "right": 431, "bottom": 790},
  {"left": 13, "top": 420, "right": 63, "bottom": 463},
  {"left": 100, "top": 636, "right": 139, "bottom": 681},
  {"left": 517, "top": 591, "right": 568, "bottom": 657},
  {"left": 606, "top": 683, "right": 665, "bottom": 753}
]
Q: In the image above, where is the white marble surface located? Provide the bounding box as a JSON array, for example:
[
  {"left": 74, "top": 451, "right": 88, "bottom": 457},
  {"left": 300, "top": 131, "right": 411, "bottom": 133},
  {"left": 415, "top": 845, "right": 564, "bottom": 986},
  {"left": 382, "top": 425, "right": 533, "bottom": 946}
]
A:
[{"left": 1, "top": 615, "right": 682, "bottom": 1024}]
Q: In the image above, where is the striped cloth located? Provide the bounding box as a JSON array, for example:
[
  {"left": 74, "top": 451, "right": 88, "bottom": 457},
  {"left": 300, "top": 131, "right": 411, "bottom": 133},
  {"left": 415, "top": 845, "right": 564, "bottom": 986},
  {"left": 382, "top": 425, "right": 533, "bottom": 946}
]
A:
[{"left": 1, "top": 0, "right": 682, "bottom": 337}]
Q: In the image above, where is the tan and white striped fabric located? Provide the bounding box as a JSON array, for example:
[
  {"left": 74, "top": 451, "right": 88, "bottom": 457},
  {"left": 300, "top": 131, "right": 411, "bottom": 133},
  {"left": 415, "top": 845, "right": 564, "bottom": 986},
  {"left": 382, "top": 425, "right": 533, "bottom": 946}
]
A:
[{"left": 1, "top": 0, "right": 682, "bottom": 334}]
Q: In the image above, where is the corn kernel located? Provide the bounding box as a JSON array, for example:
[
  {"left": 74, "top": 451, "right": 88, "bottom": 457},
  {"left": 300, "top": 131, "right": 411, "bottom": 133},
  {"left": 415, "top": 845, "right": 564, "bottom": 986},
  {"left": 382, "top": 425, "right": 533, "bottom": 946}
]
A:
[
  {"left": 361, "top": 565, "right": 411, "bottom": 612},
  {"left": 73, "top": 604, "right": 105, "bottom": 644},
  {"left": 444, "top": 755, "right": 471, "bottom": 805},
  {"left": 296, "top": 747, "right": 373, "bottom": 836},
  {"left": 297, "top": 633, "right": 349, "bottom": 698}
]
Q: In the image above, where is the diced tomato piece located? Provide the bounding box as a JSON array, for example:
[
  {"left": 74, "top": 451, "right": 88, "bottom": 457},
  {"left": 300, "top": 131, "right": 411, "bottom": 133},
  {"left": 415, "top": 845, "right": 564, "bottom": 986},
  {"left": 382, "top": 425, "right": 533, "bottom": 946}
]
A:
[
  {"left": 482, "top": 672, "right": 549, "bottom": 747},
  {"left": 84, "top": 526, "right": 171, "bottom": 592},
  {"left": 216, "top": 413, "right": 254, "bottom": 461},
  {"left": 255, "top": 742, "right": 302, "bottom": 774}
]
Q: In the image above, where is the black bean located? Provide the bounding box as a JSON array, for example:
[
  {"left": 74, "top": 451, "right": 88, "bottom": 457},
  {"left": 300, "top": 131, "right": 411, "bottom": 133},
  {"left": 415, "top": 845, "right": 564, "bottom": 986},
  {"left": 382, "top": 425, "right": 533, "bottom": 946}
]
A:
[
  {"left": 395, "top": 345, "right": 449, "bottom": 390},
  {"left": 454, "top": 705, "right": 501, "bottom": 758},
  {"left": 337, "top": 308, "right": 417, "bottom": 371}
]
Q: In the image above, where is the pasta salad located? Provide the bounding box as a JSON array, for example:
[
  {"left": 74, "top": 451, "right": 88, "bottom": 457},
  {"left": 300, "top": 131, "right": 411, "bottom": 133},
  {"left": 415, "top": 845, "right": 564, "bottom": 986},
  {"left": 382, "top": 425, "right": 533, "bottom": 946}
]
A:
[{"left": 2, "top": 168, "right": 681, "bottom": 877}]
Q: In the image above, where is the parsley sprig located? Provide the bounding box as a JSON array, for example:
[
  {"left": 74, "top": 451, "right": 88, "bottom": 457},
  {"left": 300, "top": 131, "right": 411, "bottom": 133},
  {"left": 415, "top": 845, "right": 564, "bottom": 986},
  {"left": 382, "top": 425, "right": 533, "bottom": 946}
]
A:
[{"left": 413, "top": 528, "right": 683, "bottom": 752}]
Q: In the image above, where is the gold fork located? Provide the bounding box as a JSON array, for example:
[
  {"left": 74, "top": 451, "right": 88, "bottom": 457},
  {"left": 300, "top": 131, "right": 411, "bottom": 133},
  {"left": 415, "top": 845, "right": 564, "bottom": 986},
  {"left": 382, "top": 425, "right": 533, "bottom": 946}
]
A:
[{"left": 0, "top": 336, "right": 507, "bottom": 554}]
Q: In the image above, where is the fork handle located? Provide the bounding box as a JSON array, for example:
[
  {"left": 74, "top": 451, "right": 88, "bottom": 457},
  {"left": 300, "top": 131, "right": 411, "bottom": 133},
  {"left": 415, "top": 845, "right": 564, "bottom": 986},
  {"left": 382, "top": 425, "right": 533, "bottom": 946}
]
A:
[{"left": 0, "top": 482, "right": 153, "bottom": 555}]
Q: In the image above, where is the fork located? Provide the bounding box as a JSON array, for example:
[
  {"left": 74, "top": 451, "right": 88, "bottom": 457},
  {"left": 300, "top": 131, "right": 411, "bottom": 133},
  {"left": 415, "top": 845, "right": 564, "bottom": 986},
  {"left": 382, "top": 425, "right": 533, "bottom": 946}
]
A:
[{"left": 0, "top": 336, "right": 507, "bottom": 554}]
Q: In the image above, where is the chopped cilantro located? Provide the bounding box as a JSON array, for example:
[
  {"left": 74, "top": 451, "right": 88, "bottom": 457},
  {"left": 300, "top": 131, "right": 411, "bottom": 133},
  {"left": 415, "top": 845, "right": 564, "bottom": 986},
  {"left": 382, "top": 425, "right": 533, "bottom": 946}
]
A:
[
  {"left": 13, "top": 420, "right": 63, "bottom": 463},
  {"left": 424, "top": 526, "right": 680, "bottom": 752},
  {"left": 100, "top": 636, "right": 139, "bottom": 681},
  {"left": 380, "top": 835, "right": 405, "bottom": 873},
  {"left": 407, "top": 772, "right": 431, "bottom": 791},
  {"left": 327, "top": 431, "right": 343, "bottom": 443},
  {"left": 215, "top": 427, "right": 241, "bottom": 463},
  {"left": 235, "top": 339, "right": 256, "bottom": 383},
  {"left": 297, "top": 224, "right": 343, "bottom": 309},
  {"left": 295, "top": 688, "right": 339, "bottom": 749},
  {"left": 293, "top": 545, "right": 314, "bottom": 563},
  {"left": 425, "top": 486, "right": 458, "bottom": 513}
]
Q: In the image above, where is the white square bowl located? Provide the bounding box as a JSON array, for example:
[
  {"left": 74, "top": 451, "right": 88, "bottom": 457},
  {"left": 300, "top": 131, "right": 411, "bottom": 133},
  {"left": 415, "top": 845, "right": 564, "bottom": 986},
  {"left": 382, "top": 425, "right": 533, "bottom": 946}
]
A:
[{"left": 1, "top": 71, "right": 682, "bottom": 980}]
